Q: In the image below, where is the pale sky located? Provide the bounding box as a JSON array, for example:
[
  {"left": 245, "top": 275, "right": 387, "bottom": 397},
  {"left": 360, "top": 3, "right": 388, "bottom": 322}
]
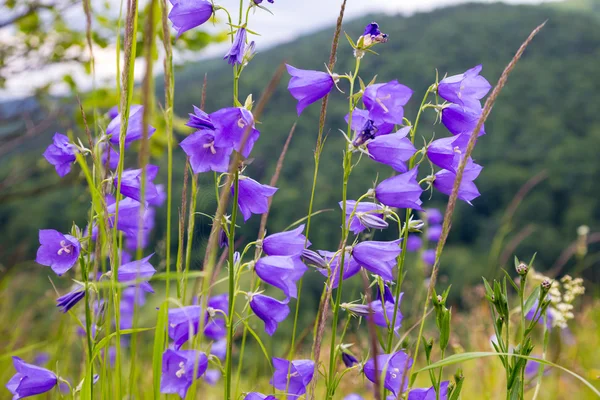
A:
[{"left": 0, "top": 0, "right": 556, "bottom": 99}]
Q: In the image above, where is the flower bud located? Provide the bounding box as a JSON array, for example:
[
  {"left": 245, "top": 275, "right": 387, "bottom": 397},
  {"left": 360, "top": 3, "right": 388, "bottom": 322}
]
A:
[
  {"left": 301, "top": 249, "right": 327, "bottom": 269},
  {"left": 541, "top": 279, "right": 551, "bottom": 291},
  {"left": 516, "top": 262, "right": 528, "bottom": 276},
  {"left": 357, "top": 212, "right": 388, "bottom": 230},
  {"left": 342, "top": 352, "right": 359, "bottom": 368}
]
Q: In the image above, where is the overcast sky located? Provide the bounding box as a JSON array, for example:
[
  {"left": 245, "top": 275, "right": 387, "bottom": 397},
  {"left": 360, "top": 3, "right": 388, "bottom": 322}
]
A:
[{"left": 1, "top": 0, "right": 556, "bottom": 99}]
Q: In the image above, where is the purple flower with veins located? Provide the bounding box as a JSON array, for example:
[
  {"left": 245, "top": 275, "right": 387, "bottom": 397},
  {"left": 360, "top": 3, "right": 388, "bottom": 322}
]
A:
[
  {"left": 422, "top": 249, "right": 436, "bottom": 266},
  {"left": 160, "top": 349, "right": 208, "bottom": 399},
  {"left": 363, "top": 351, "right": 413, "bottom": 397},
  {"left": 168, "top": 305, "right": 202, "bottom": 349},
  {"left": 427, "top": 225, "right": 442, "bottom": 242},
  {"left": 352, "top": 239, "right": 402, "bottom": 281},
  {"left": 441, "top": 103, "right": 485, "bottom": 136},
  {"left": 107, "top": 105, "right": 156, "bottom": 147},
  {"left": 117, "top": 254, "right": 156, "bottom": 293},
  {"left": 375, "top": 168, "right": 423, "bottom": 210},
  {"left": 249, "top": 293, "right": 290, "bottom": 336},
  {"left": 377, "top": 284, "right": 396, "bottom": 304},
  {"left": 346, "top": 109, "right": 394, "bottom": 139},
  {"left": 107, "top": 198, "right": 152, "bottom": 240},
  {"left": 408, "top": 381, "right": 449, "bottom": 400},
  {"left": 114, "top": 165, "right": 161, "bottom": 204},
  {"left": 43, "top": 133, "right": 76, "bottom": 177},
  {"left": 301, "top": 249, "right": 327, "bottom": 268},
  {"left": 35, "top": 229, "right": 81, "bottom": 275},
  {"left": 224, "top": 28, "right": 247, "bottom": 65},
  {"left": 367, "top": 127, "right": 417, "bottom": 172},
  {"left": 56, "top": 286, "right": 86, "bottom": 313},
  {"left": 363, "top": 80, "right": 412, "bottom": 125},
  {"left": 262, "top": 224, "right": 310, "bottom": 256},
  {"left": 234, "top": 177, "right": 278, "bottom": 222},
  {"left": 6, "top": 357, "right": 58, "bottom": 399},
  {"left": 438, "top": 65, "right": 491, "bottom": 112},
  {"left": 426, "top": 133, "right": 469, "bottom": 173},
  {"left": 255, "top": 256, "right": 307, "bottom": 299},
  {"left": 433, "top": 158, "right": 482, "bottom": 204},
  {"left": 286, "top": 64, "right": 335, "bottom": 116},
  {"left": 180, "top": 130, "right": 233, "bottom": 174},
  {"left": 270, "top": 358, "right": 314, "bottom": 397},
  {"left": 168, "top": 0, "right": 213, "bottom": 39},
  {"left": 317, "top": 249, "right": 361, "bottom": 289},
  {"left": 245, "top": 393, "right": 277, "bottom": 400},
  {"left": 186, "top": 106, "right": 215, "bottom": 130},
  {"left": 124, "top": 206, "right": 155, "bottom": 251},
  {"left": 407, "top": 235, "right": 422, "bottom": 252},
  {"left": 342, "top": 200, "right": 385, "bottom": 234}
]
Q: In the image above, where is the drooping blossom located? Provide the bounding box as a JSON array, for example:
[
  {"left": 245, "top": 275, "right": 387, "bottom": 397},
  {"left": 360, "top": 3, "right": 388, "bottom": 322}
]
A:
[
  {"left": 426, "top": 133, "right": 469, "bottom": 172},
  {"left": 209, "top": 107, "right": 260, "bottom": 157},
  {"left": 205, "top": 294, "right": 229, "bottom": 340},
  {"left": 107, "top": 198, "right": 152, "bottom": 241},
  {"left": 35, "top": 229, "right": 81, "bottom": 276},
  {"left": 375, "top": 168, "right": 423, "bottom": 210},
  {"left": 352, "top": 239, "right": 402, "bottom": 281},
  {"left": 425, "top": 208, "right": 443, "bottom": 225},
  {"left": 6, "top": 357, "right": 58, "bottom": 399},
  {"left": 114, "top": 165, "right": 161, "bottom": 204},
  {"left": 224, "top": 28, "right": 247, "bottom": 65},
  {"left": 270, "top": 358, "right": 314, "bottom": 397},
  {"left": 361, "top": 22, "right": 388, "bottom": 45},
  {"left": 438, "top": 65, "right": 491, "bottom": 112},
  {"left": 407, "top": 381, "right": 449, "bottom": 400},
  {"left": 422, "top": 249, "right": 436, "bottom": 266},
  {"left": 168, "top": 0, "right": 214, "bottom": 38},
  {"left": 117, "top": 254, "right": 156, "bottom": 293},
  {"left": 344, "top": 294, "right": 403, "bottom": 332},
  {"left": 262, "top": 224, "right": 309, "bottom": 256},
  {"left": 43, "top": 133, "right": 76, "bottom": 177},
  {"left": 255, "top": 256, "right": 307, "bottom": 299},
  {"left": 186, "top": 106, "right": 215, "bottom": 130},
  {"left": 249, "top": 293, "right": 290, "bottom": 336},
  {"left": 342, "top": 201, "right": 386, "bottom": 234},
  {"left": 245, "top": 393, "right": 277, "bottom": 400},
  {"left": 427, "top": 225, "right": 442, "bottom": 242},
  {"left": 317, "top": 249, "right": 361, "bottom": 289},
  {"left": 376, "top": 284, "right": 396, "bottom": 304},
  {"left": 168, "top": 306, "right": 202, "bottom": 349},
  {"left": 363, "top": 351, "right": 413, "bottom": 397},
  {"left": 441, "top": 103, "right": 485, "bottom": 136},
  {"left": 124, "top": 206, "right": 155, "bottom": 251},
  {"left": 107, "top": 105, "right": 156, "bottom": 147},
  {"left": 366, "top": 127, "right": 416, "bottom": 172},
  {"left": 234, "top": 177, "right": 278, "bottom": 222},
  {"left": 119, "top": 286, "right": 147, "bottom": 330},
  {"left": 346, "top": 109, "right": 394, "bottom": 141},
  {"left": 342, "top": 352, "right": 359, "bottom": 368},
  {"left": 211, "top": 339, "right": 227, "bottom": 361},
  {"left": 363, "top": 80, "right": 412, "bottom": 125},
  {"left": 99, "top": 141, "right": 119, "bottom": 170},
  {"left": 406, "top": 235, "right": 423, "bottom": 252},
  {"left": 107, "top": 105, "right": 119, "bottom": 119},
  {"left": 286, "top": 64, "right": 335, "bottom": 116},
  {"left": 433, "top": 158, "right": 482, "bottom": 204},
  {"left": 180, "top": 131, "right": 233, "bottom": 174},
  {"left": 56, "top": 286, "right": 86, "bottom": 313},
  {"left": 160, "top": 349, "right": 208, "bottom": 399}
]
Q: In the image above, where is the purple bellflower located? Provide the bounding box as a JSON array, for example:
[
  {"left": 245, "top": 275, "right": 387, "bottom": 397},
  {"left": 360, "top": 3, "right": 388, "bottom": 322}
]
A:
[
  {"left": 209, "top": 107, "right": 260, "bottom": 157},
  {"left": 43, "top": 133, "right": 76, "bottom": 177},
  {"left": 262, "top": 224, "right": 310, "bottom": 256},
  {"left": 168, "top": 305, "right": 202, "bottom": 349},
  {"left": 234, "top": 177, "right": 278, "bottom": 222},
  {"left": 425, "top": 208, "right": 443, "bottom": 225},
  {"left": 408, "top": 381, "right": 449, "bottom": 400},
  {"left": 363, "top": 351, "right": 413, "bottom": 397},
  {"left": 441, "top": 103, "right": 485, "bottom": 136},
  {"left": 124, "top": 206, "right": 155, "bottom": 251},
  {"left": 317, "top": 249, "right": 361, "bottom": 289},
  {"left": 114, "top": 165, "right": 161, "bottom": 204},
  {"left": 375, "top": 168, "right": 423, "bottom": 210},
  {"left": 99, "top": 142, "right": 119, "bottom": 170},
  {"left": 6, "top": 357, "right": 58, "bottom": 399},
  {"left": 433, "top": 158, "right": 482, "bottom": 204},
  {"left": 286, "top": 64, "right": 335, "bottom": 116},
  {"left": 255, "top": 256, "right": 307, "bottom": 299},
  {"left": 186, "top": 106, "right": 215, "bottom": 130},
  {"left": 245, "top": 393, "right": 277, "bottom": 400},
  {"left": 205, "top": 294, "right": 228, "bottom": 340},
  {"left": 345, "top": 295, "right": 403, "bottom": 332},
  {"left": 366, "top": 127, "right": 416, "bottom": 172},
  {"left": 270, "top": 358, "right": 314, "bottom": 397},
  {"left": 301, "top": 249, "right": 328, "bottom": 269},
  {"left": 56, "top": 286, "right": 86, "bottom": 313},
  {"left": 427, "top": 225, "right": 442, "bottom": 242},
  {"left": 224, "top": 28, "right": 247, "bottom": 65},
  {"left": 422, "top": 249, "right": 436, "bottom": 266},
  {"left": 438, "top": 65, "right": 491, "bottom": 112},
  {"left": 107, "top": 198, "right": 152, "bottom": 241},
  {"left": 352, "top": 239, "right": 402, "bottom": 281},
  {"left": 168, "top": 0, "right": 214, "bottom": 39},
  {"left": 362, "top": 22, "right": 388, "bottom": 45},
  {"left": 363, "top": 81, "right": 412, "bottom": 125},
  {"left": 426, "top": 133, "right": 469, "bottom": 173},
  {"left": 160, "top": 349, "right": 208, "bottom": 399},
  {"left": 204, "top": 369, "right": 221, "bottom": 386},
  {"left": 346, "top": 109, "right": 395, "bottom": 141},
  {"left": 180, "top": 130, "right": 233, "bottom": 174},
  {"left": 107, "top": 105, "right": 156, "bottom": 147},
  {"left": 36, "top": 229, "right": 81, "bottom": 276},
  {"left": 342, "top": 352, "right": 359, "bottom": 368},
  {"left": 249, "top": 293, "right": 290, "bottom": 336},
  {"left": 406, "top": 235, "right": 423, "bottom": 252},
  {"left": 377, "top": 284, "right": 396, "bottom": 304},
  {"left": 107, "top": 105, "right": 119, "bottom": 119},
  {"left": 211, "top": 338, "right": 227, "bottom": 361},
  {"left": 342, "top": 201, "right": 385, "bottom": 234},
  {"left": 117, "top": 254, "right": 156, "bottom": 293},
  {"left": 120, "top": 286, "right": 147, "bottom": 330}
]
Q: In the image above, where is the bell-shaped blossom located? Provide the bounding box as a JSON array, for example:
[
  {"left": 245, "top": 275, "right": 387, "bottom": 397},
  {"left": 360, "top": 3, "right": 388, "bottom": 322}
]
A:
[
  {"left": 366, "top": 127, "right": 416, "bottom": 172},
  {"left": 234, "top": 177, "right": 278, "bottom": 222},
  {"left": 342, "top": 201, "right": 385, "bottom": 234},
  {"left": 425, "top": 208, "right": 443, "bottom": 225},
  {"left": 363, "top": 351, "right": 413, "bottom": 397},
  {"left": 107, "top": 198, "right": 152, "bottom": 241},
  {"left": 262, "top": 224, "right": 309, "bottom": 256},
  {"left": 7, "top": 357, "right": 58, "bottom": 399},
  {"left": 270, "top": 358, "right": 314, "bottom": 397},
  {"left": 286, "top": 64, "right": 335, "bottom": 116},
  {"left": 361, "top": 22, "right": 388, "bottom": 45},
  {"left": 433, "top": 158, "right": 482, "bottom": 204},
  {"left": 119, "top": 285, "right": 148, "bottom": 330},
  {"left": 351, "top": 239, "right": 402, "bottom": 281},
  {"left": 249, "top": 293, "right": 290, "bottom": 336},
  {"left": 117, "top": 254, "right": 156, "bottom": 293},
  {"left": 160, "top": 349, "right": 208, "bottom": 399},
  {"left": 186, "top": 106, "right": 215, "bottom": 130},
  {"left": 245, "top": 393, "right": 277, "bottom": 400},
  {"left": 438, "top": 64, "right": 491, "bottom": 112},
  {"left": 124, "top": 206, "right": 155, "bottom": 251},
  {"left": 210, "top": 107, "right": 260, "bottom": 157},
  {"left": 318, "top": 249, "right": 361, "bottom": 289},
  {"left": 426, "top": 133, "right": 469, "bottom": 173},
  {"left": 168, "top": 0, "right": 214, "bottom": 38},
  {"left": 342, "top": 352, "right": 359, "bottom": 368},
  {"left": 255, "top": 256, "right": 307, "bottom": 299},
  {"left": 36, "top": 229, "right": 81, "bottom": 276},
  {"left": 441, "top": 103, "right": 485, "bottom": 136},
  {"left": 408, "top": 381, "right": 449, "bottom": 400},
  {"left": 114, "top": 165, "right": 160, "bottom": 204},
  {"left": 99, "top": 142, "right": 120, "bottom": 170},
  {"left": 205, "top": 294, "right": 229, "bottom": 340},
  {"left": 363, "top": 81, "right": 412, "bottom": 125},
  {"left": 43, "top": 133, "right": 76, "bottom": 177},
  {"left": 56, "top": 286, "right": 85, "bottom": 313},
  {"left": 345, "top": 295, "right": 403, "bottom": 332},
  {"left": 224, "top": 28, "right": 247, "bottom": 65},
  {"left": 375, "top": 168, "right": 423, "bottom": 210},
  {"left": 107, "top": 105, "right": 119, "bottom": 119},
  {"left": 180, "top": 130, "right": 233, "bottom": 174},
  {"left": 422, "top": 249, "right": 436, "bottom": 266},
  {"left": 427, "top": 225, "right": 442, "bottom": 242},
  {"left": 406, "top": 235, "right": 423, "bottom": 252},
  {"left": 377, "top": 284, "right": 396, "bottom": 304},
  {"left": 168, "top": 305, "right": 202, "bottom": 349},
  {"left": 210, "top": 338, "right": 227, "bottom": 361},
  {"left": 346, "top": 109, "right": 394, "bottom": 141},
  {"left": 107, "top": 105, "right": 156, "bottom": 147}
]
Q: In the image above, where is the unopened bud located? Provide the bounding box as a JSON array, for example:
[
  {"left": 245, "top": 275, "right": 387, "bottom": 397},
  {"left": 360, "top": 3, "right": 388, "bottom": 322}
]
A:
[
  {"left": 541, "top": 279, "right": 551, "bottom": 291},
  {"left": 437, "top": 295, "right": 443, "bottom": 303},
  {"left": 516, "top": 262, "right": 528, "bottom": 276}
]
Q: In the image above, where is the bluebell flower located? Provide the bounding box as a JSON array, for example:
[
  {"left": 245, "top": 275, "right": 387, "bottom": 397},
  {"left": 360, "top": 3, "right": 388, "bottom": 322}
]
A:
[
  {"left": 249, "top": 293, "right": 290, "bottom": 336},
  {"left": 43, "top": 133, "right": 76, "bottom": 177},
  {"left": 6, "top": 357, "right": 58, "bottom": 399},
  {"left": 224, "top": 28, "right": 247, "bottom": 65},
  {"left": 375, "top": 167, "right": 423, "bottom": 210},
  {"left": 352, "top": 239, "right": 402, "bottom": 281},
  {"left": 107, "top": 105, "right": 156, "bottom": 147},
  {"left": 366, "top": 127, "right": 416, "bottom": 172},
  {"left": 270, "top": 358, "right": 314, "bottom": 397},
  {"left": 363, "top": 351, "right": 413, "bottom": 397},
  {"left": 286, "top": 64, "right": 335, "bottom": 116},
  {"left": 363, "top": 80, "right": 412, "bottom": 125},
  {"left": 262, "top": 224, "right": 309, "bottom": 256},
  {"left": 35, "top": 229, "right": 81, "bottom": 276},
  {"left": 168, "top": 0, "right": 214, "bottom": 39},
  {"left": 255, "top": 256, "right": 307, "bottom": 299},
  {"left": 160, "top": 349, "right": 208, "bottom": 399}
]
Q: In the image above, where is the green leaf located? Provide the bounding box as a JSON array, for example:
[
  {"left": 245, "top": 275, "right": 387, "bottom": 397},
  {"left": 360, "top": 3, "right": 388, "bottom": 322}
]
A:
[
  {"left": 152, "top": 304, "right": 168, "bottom": 400},
  {"left": 524, "top": 286, "right": 541, "bottom": 315},
  {"left": 92, "top": 327, "right": 153, "bottom": 362}
]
